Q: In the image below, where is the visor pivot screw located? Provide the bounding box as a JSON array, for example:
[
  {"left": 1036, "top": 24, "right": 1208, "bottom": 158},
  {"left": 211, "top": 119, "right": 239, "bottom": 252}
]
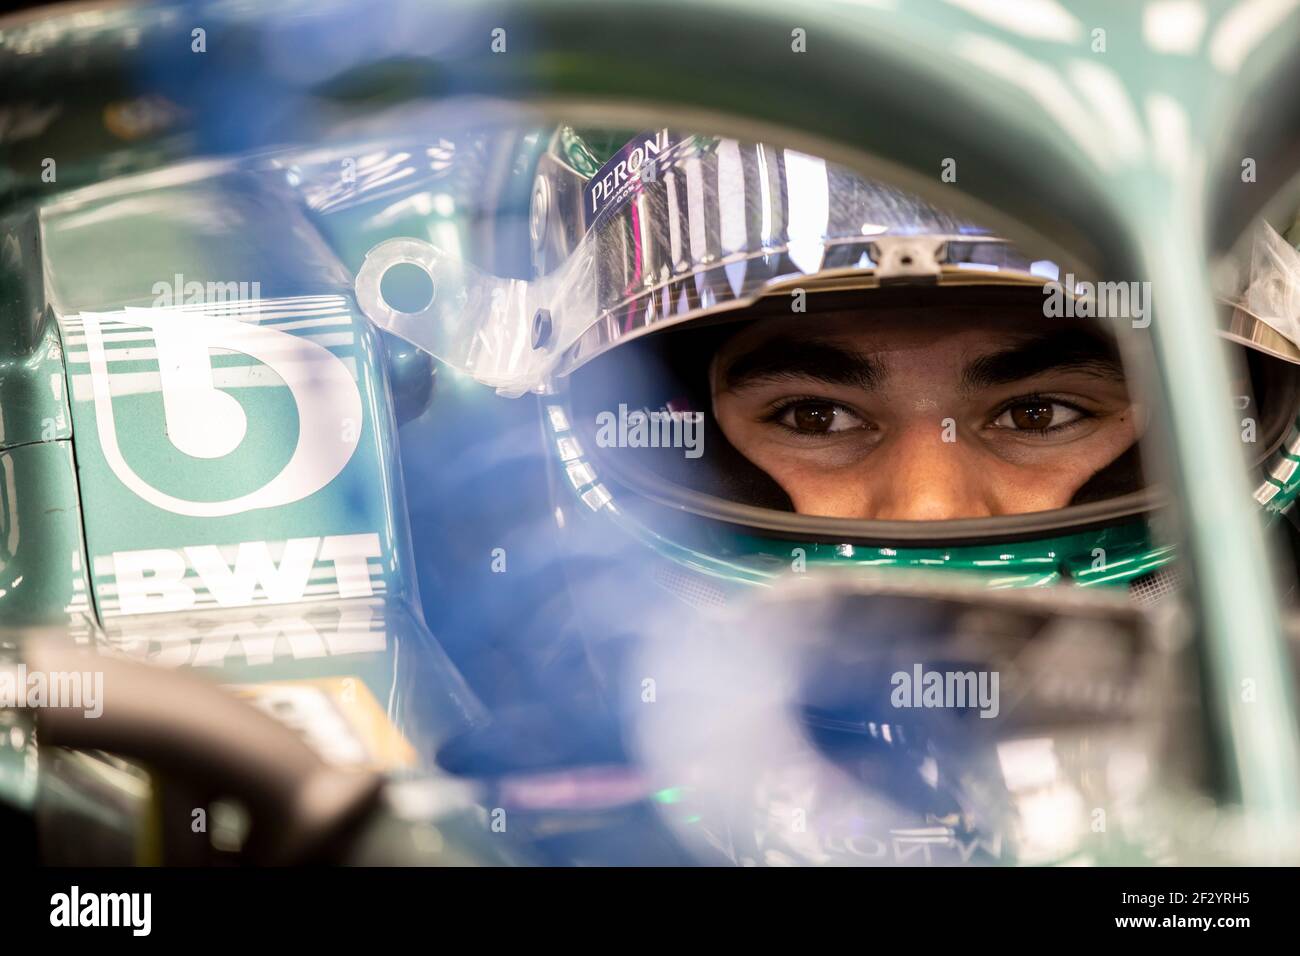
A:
[{"left": 532, "top": 308, "right": 553, "bottom": 350}]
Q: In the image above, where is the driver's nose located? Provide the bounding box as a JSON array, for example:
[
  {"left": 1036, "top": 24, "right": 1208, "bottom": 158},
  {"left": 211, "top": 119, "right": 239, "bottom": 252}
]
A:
[{"left": 862, "top": 421, "right": 995, "bottom": 521}]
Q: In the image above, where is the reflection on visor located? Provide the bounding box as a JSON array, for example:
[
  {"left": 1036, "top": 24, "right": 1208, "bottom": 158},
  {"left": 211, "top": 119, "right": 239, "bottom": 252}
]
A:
[
  {"left": 1218, "top": 219, "right": 1300, "bottom": 357},
  {"left": 356, "top": 133, "right": 1057, "bottom": 395}
]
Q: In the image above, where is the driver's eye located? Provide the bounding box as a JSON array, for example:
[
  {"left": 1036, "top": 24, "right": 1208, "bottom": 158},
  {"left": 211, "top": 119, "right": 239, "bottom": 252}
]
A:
[
  {"left": 993, "top": 400, "right": 1084, "bottom": 432},
  {"left": 778, "top": 400, "right": 865, "bottom": 434}
]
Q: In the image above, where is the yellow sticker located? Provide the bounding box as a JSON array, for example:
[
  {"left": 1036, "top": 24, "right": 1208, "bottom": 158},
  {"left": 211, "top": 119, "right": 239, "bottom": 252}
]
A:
[{"left": 231, "top": 677, "right": 416, "bottom": 771}]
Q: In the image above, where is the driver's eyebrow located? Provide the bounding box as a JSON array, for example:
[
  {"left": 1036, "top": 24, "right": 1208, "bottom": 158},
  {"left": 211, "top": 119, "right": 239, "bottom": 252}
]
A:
[
  {"left": 961, "top": 329, "right": 1124, "bottom": 391},
  {"left": 719, "top": 338, "right": 884, "bottom": 392}
]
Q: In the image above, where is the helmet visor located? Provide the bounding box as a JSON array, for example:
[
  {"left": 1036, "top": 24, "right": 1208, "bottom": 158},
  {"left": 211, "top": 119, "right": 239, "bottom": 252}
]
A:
[{"left": 356, "top": 132, "right": 1059, "bottom": 394}]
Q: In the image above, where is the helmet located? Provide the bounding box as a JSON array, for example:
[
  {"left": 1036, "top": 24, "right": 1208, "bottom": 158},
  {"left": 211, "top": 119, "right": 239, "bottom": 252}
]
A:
[{"left": 356, "top": 127, "right": 1300, "bottom": 608}]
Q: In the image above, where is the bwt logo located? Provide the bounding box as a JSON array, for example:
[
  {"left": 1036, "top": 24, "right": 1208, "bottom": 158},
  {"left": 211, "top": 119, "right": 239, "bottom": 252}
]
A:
[{"left": 106, "top": 533, "right": 382, "bottom": 615}]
